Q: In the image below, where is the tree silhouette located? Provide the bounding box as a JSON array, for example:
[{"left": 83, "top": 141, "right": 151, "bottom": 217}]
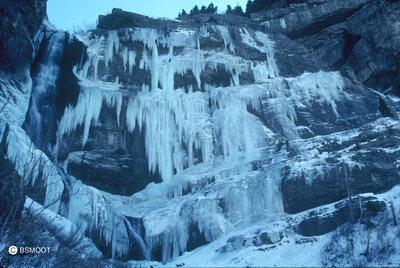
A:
[
  {"left": 206, "top": 3, "right": 218, "bottom": 13},
  {"left": 233, "top": 5, "right": 244, "bottom": 15},
  {"left": 226, "top": 5, "right": 232, "bottom": 14},
  {"left": 179, "top": 2, "right": 222, "bottom": 18},
  {"left": 176, "top": 9, "right": 188, "bottom": 20},
  {"left": 190, "top": 5, "right": 199, "bottom": 15}
]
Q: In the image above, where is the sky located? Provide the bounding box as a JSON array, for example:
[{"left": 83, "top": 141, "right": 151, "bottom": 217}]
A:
[{"left": 47, "top": 0, "right": 248, "bottom": 31}]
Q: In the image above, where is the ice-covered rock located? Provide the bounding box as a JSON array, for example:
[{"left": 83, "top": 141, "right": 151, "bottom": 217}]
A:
[{"left": 1, "top": 0, "right": 400, "bottom": 266}]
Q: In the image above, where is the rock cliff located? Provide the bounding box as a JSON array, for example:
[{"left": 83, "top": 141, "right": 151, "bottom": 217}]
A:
[{"left": 1, "top": 0, "right": 400, "bottom": 266}]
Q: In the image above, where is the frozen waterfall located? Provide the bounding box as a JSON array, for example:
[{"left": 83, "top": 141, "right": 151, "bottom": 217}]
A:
[
  {"left": 51, "top": 24, "right": 348, "bottom": 262},
  {"left": 24, "top": 31, "right": 66, "bottom": 150}
]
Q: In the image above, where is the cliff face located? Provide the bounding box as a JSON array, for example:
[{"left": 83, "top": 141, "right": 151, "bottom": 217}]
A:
[
  {"left": 1, "top": 0, "right": 400, "bottom": 266},
  {"left": 0, "top": 0, "right": 47, "bottom": 74}
]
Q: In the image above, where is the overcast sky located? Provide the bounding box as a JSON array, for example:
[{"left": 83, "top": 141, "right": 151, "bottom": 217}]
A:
[{"left": 47, "top": 0, "right": 248, "bottom": 31}]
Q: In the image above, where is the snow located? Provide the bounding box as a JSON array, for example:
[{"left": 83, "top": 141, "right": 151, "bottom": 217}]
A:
[
  {"left": 160, "top": 210, "right": 325, "bottom": 267},
  {"left": 25, "top": 197, "right": 78, "bottom": 241},
  {"left": 160, "top": 186, "right": 400, "bottom": 267}
]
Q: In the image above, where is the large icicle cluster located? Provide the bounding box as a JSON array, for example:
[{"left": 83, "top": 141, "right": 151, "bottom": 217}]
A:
[
  {"left": 57, "top": 24, "right": 347, "bottom": 181},
  {"left": 56, "top": 78, "right": 123, "bottom": 148},
  {"left": 67, "top": 180, "right": 135, "bottom": 259},
  {"left": 49, "top": 23, "right": 350, "bottom": 261},
  {"left": 126, "top": 88, "right": 214, "bottom": 180},
  {"left": 122, "top": 27, "right": 279, "bottom": 180},
  {"left": 119, "top": 148, "right": 285, "bottom": 262},
  {"left": 62, "top": 26, "right": 282, "bottom": 180}
]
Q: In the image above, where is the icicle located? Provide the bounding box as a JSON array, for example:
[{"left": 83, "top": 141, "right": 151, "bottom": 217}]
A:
[
  {"left": 128, "top": 50, "right": 137, "bottom": 74},
  {"left": 105, "top": 31, "right": 120, "bottom": 67},
  {"left": 280, "top": 18, "right": 287, "bottom": 30},
  {"left": 126, "top": 88, "right": 213, "bottom": 180},
  {"left": 67, "top": 180, "right": 130, "bottom": 259},
  {"left": 151, "top": 40, "right": 159, "bottom": 90},
  {"left": 210, "top": 87, "right": 267, "bottom": 156},
  {"left": 122, "top": 46, "right": 128, "bottom": 72},
  {"left": 240, "top": 28, "right": 279, "bottom": 79},
  {"left": 57, "top": 80, "right": 123, "bottom": 148},
  {"left": 215, "top": 25, "right": 235, "bottom": 53}
]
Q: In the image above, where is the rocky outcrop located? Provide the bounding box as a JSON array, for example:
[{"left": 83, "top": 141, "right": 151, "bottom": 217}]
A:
[
  {"left": 282, "top": 120, "right": 400, "bottom": 214},
  {"left": 254, "top": 0, "right": 400, "bottom": 95},
  {"left": 296, "top": 196, "right": 386, "bottom": 236},
  {"left": 98, "top": 8, "right": 179, "bottom": 31},
  {"left": 98, "top": 8, "right": 261, "bottom": 32},
  {"left": 0, "top": 0, "right": 47, "bottom": 74},
  {"left": 258, "top": 0, "right": 371, "bottom": 38},
  {"left": 267, "top": 0, "right": 400, "bottom": 214}
]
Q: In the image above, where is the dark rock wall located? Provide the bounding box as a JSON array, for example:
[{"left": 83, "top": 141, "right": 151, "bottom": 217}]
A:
[
  {"left": 270, "top": 0, "right": 400, "bottom": 214},
  {"left": 62, "top": 101, "right": 162, "bottom": 195},
  {"left": 266, "top": 0, "right": 400, "bottom": 94},
  {"left": 0, "top": 0, "right": 47, "bottom": 75}
]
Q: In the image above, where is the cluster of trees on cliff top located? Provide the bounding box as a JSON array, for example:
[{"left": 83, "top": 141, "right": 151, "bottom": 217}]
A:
[{"left": 177, "top": 0, "right": 297, "bottom": 19}]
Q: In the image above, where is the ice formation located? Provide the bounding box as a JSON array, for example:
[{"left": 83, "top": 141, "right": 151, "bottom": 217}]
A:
[
  {"left": 105, "top": 30, "right": 120, "bottom": 67},
  {"left": 215, "top": 25, "right": 235, "bottom": 53},
  {"left": 25, "top": 31, "right": 65, "bottom": 148},
  {"left": 66, "top": 180, "right": 133, "bottom": 259},
  {"left": 56, "top": 76, "right": 122, "bottom": 148},
  {"left": 3, "top": 124, "right": 64, "bottom": 212},
  {"left": 19, "top": 24, "right": 351, "bottom": 262},
  {"left": 0, "top": 74, "right": 32, "bottom": 128},
  {"left": 280, "top": 18, "right": 287, "bottom": 29},
  {"left": 126, "top": 88, "right": 214, "bottom": 180}
]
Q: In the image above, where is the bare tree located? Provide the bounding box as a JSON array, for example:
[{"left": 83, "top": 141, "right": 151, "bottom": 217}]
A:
[{"left": 0, "top": 141, "right": 70, "bottom": 245}]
